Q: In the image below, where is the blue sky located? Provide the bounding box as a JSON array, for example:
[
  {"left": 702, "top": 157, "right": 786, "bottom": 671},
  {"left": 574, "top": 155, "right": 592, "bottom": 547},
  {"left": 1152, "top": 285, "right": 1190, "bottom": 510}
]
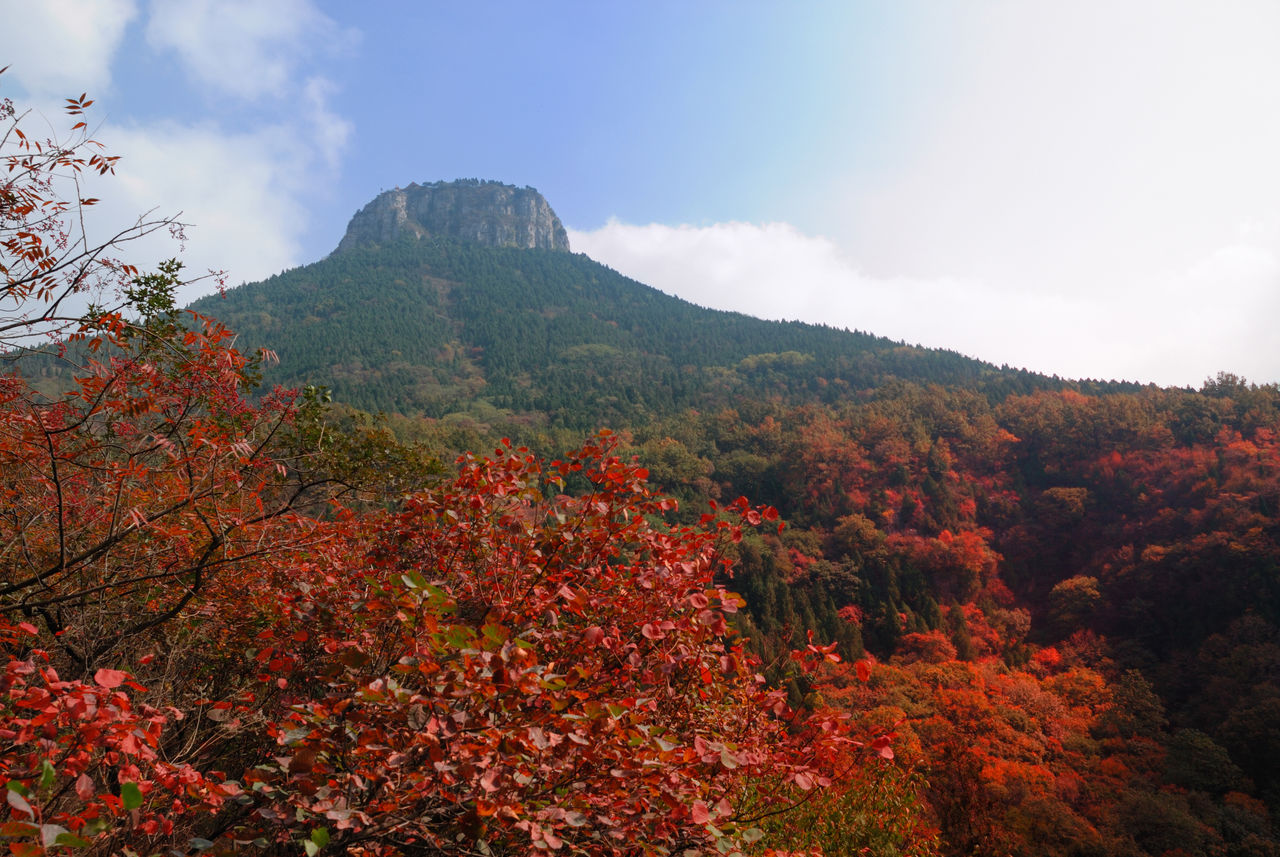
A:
[{"left": 5, "top": 1, "right": 1280, "bottom": 387}]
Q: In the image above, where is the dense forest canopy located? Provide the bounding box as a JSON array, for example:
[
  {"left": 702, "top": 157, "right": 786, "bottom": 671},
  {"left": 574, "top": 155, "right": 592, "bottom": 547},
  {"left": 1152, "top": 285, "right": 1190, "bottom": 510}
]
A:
[{"left": 176, "top": 238, "right": 1141, "bottom": 426}]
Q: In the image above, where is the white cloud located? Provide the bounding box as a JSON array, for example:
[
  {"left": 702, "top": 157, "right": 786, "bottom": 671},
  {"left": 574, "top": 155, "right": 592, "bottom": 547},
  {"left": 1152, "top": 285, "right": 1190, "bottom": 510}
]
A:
[
  {"left": 302, "top": 76, "right": 353, "bottom": 171},
  {"left": 0, "top": 0, "right": 137, "bottom": 96},
  {"left": 80, "top": 120, "right": 311, "bottom": 298},
  {"left": 0, "top": 0, "right": 358, "bottom": 301},
  {"left": 145, "top": 0, "right": 354, "bottom": 101},
  {"left": 115, "top": 1, "right": 355, "bottom": 288},
  {"left": 0, "top": 118, "right": 306, "bottom": 332},
  {"left": 569, "top": 219, "right": 1280, "bottom": 387},
  {"left": 840, "top": 5, "right": 1280, "bottom": 291},
  {"left": 760, "top": 2, "right": 1280, "bottom": 387}
]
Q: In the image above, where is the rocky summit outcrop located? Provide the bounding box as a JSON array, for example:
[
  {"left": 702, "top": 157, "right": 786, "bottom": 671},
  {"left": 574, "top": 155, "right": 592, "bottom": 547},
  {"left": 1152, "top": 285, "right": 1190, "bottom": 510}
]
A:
[{"left": 334, "top": 179, "right": 571, "bottom": 254}]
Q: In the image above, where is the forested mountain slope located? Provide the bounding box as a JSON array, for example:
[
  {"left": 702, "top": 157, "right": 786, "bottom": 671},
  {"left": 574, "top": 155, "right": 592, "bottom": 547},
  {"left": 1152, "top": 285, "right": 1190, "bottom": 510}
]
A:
[{"left": 185, "top": 237, "right": 1099, "bottom": 426}]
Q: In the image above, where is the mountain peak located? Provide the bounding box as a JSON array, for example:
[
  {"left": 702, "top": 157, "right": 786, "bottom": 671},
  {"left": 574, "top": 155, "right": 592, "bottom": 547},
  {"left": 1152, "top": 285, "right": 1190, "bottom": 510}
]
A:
[{"left": 334, "top": 179, "right": 571, "bottom": 254}]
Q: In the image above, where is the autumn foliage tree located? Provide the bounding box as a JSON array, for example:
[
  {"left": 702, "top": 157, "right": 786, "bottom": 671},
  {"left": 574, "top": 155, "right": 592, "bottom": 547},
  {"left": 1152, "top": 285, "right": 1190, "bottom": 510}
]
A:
[
  {"left": 219, "top": 437, "right": 890, "bottom": 855},
  {"left": 0, "top": 71, "right": 344, "bottom": 853}
]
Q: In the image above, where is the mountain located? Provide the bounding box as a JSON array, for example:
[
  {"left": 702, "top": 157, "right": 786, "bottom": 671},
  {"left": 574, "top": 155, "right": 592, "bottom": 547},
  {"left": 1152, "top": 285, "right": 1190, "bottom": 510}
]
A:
[
  {"left": 189, "top": 185, "right": 1089, "bottom": 429},
  {"left": 334, "top": 179, "right": 570, "bottom": 253}
]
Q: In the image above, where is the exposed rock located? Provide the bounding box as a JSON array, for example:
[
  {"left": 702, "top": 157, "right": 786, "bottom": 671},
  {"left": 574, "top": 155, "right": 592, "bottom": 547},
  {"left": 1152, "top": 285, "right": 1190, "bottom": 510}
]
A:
[{"left": 335, "top": 179, "right": 570, "bottom": 254}]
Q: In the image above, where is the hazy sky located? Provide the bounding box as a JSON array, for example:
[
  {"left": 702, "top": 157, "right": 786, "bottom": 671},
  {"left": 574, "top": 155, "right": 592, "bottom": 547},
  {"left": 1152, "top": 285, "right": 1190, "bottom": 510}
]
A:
[{"left": 4, "top": 1, "right": 1279, "bottom": 387}]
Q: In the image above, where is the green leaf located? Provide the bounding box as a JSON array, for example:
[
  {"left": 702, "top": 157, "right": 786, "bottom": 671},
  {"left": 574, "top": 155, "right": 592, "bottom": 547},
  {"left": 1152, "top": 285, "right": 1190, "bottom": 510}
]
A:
[
  {"left": 442, "top": 626, "right": 476, "bottom": 649},
  {"left": 120, "top": 782, "right": 143, "bottom": 811},
  {"left": 80, "top": 817, "right": 110, "bottom": 837},
  {"left": 187, "top": 838, "right": 215, "bottom": 851},
  {"left": 422, "top": 583, "right": 449, "bottom": 603},
  {"left": 303, "top": 840, "right": 319, "bottom": 857},
  {"left": 310, "top": 828, "right": 330, "bottom": 848},
  {"left": 38, "top": 761, "right": 56, "bottom": 792},
  {"left": 53, "top": 831, "right": 92, "bottom": 849}
]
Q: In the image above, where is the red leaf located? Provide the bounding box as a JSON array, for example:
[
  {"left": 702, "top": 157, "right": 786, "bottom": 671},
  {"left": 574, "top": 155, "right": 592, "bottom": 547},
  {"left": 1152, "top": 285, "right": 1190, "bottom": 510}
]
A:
[
  {"left": 690, "top": 800, "right": 711, "bottom": 823},
  {"left": 480, "top": 768, "right": 500, "bottom": 793},
  {"left": 94, "top": 667, "right": 129, "bottom": 688},
  {"left": 855, "top": 660, "right": 872, "bottom": 683}
]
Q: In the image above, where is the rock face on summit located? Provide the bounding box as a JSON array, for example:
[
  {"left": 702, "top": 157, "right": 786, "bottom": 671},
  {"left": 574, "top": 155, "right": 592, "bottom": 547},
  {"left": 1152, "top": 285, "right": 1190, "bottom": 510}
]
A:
[{"left": 335, "top": 180, "right": 571, "bottom": 254}]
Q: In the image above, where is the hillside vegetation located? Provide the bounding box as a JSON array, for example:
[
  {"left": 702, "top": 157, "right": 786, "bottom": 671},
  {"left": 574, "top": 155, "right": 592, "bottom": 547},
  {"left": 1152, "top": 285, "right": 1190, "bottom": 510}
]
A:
[
  {"left": 172, "top": 233, "right": 1280, "bottom": 856},
  {"left": 6, "top": 84, "right": 1280, "bottom": 856},
  {"left": 184, "top": 239, "right": 1092, "bottom": 425}
]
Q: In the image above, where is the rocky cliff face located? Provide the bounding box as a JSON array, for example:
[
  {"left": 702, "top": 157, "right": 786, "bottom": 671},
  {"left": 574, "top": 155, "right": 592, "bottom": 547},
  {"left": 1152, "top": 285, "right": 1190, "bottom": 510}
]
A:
[{"left": 335, "top": 180, "right": 571, "bottom": 254}]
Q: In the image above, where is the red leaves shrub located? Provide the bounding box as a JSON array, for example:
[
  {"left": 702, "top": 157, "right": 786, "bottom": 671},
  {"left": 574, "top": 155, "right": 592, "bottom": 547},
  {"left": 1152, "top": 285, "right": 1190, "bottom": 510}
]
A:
[
  {"left": 0, "top": 619, "right": 232, "bottom": 854},
  {"left": 236, "top": 436, "right": 866, "bottom": 855}
]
